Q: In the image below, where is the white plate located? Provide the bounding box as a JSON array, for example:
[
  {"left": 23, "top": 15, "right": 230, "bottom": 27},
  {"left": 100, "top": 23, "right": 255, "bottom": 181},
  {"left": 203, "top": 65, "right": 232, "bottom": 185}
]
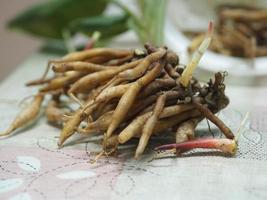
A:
[{"left": 165, "top": 0, "right": 267, "bottom": 77}]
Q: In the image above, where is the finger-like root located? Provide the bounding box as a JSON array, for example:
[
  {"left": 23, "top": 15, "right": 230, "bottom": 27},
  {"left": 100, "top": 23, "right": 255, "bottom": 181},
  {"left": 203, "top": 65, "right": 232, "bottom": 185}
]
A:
[
  {"left": 106, "top": 61, "right": 164, "bottom": 138},
  {"left": 118, "top": 105, "right": 196, "bottom": 144},
  {"left": 193, "top": 100, "right": 234, "bottom": 139},
  {"left": 135, "top": 93, "right": 166, "bottom": 159},
  {"left": 0, "top": 94, "right": 44, "bottom": 137},
  {"left": 68, "top": 59, "right": 142, "bottom": 94},
  {"left": 58, "top": 109, "right": 85, "bottom": 147},
  {"left": 175, "top": 118, "right": 200, "bottom": 143}
]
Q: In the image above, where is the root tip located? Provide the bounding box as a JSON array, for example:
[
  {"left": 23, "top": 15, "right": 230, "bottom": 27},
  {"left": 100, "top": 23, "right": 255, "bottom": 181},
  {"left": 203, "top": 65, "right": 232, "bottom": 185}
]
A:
[
  {"left": 134, "top": 153, "right": 141, "bottom": 160},
  {"left": 57, "top": 140, "right": 64, "bottom": 148},
  {"left": 0, "top": 129, "right": 12, "bottom": 137},
  {"left": 208, "top": 21, "right": 214, "bottom": 37},
  {"left": 0, "top": 132, "right": 8, "bottom": 137}
]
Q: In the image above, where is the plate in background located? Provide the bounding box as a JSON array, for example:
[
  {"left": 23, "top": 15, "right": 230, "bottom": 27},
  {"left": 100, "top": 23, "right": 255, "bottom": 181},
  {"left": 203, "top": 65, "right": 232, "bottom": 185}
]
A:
[{"left": 165, "top": 0, "right": 267, "bottom": 77}]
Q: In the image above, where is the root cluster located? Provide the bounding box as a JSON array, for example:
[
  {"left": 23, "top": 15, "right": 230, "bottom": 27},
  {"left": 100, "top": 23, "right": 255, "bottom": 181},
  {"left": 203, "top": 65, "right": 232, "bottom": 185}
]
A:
[
  {"left": 1, "top": 42, "right": 236, "bottom": 159},
  {"left": 189, "top": 5, "right": 267, "bottom": 58}
]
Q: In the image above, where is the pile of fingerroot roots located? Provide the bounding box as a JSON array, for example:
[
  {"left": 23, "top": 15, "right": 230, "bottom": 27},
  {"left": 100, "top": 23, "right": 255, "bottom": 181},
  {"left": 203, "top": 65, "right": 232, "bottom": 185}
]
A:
[
  {"left": 1, "top": 27, "right": 237, "bottom": 159},
  {"left": 189, "top": 5, "right": 267, "bottom": 58}
]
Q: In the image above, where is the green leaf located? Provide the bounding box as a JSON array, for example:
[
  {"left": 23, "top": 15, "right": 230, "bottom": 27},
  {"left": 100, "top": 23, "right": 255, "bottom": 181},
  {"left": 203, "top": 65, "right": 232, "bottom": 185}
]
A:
[
  {"left": 112, "top": 0, "right": 167, "bottom": 45},
  {"left": 7, "top": 0, "right": 108, "bottom": 39},
  {"left": 68, "top": 14, "right": 129, "bottom": 39},
  {"left": 137, "top": 0, "right": 145, "bottom": 14}
]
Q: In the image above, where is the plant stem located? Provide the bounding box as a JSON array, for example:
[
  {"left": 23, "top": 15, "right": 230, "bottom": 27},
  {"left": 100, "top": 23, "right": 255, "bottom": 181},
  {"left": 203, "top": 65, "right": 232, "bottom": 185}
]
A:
[{"left": 179, "top": 22, "right": 213, "bottom": 87}]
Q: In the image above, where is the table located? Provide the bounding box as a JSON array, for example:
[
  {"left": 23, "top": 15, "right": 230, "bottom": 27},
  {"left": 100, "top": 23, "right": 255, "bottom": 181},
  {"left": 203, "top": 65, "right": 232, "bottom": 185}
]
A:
[{"left": 1, "top": 47, "right": 267, "bottom": 200}]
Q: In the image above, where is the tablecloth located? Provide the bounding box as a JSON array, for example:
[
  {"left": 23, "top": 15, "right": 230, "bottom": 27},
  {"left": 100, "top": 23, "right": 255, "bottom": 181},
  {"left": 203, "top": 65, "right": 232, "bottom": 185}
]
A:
[{"left": 1, "top": 48, "right": 267, "bottom": 200}]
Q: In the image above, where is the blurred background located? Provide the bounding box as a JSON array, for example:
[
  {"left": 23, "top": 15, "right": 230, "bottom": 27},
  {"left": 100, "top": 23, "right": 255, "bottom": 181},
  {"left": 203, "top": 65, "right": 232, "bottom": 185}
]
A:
[
  {"left": 0, "top": 1, "right": 42, "bottom": 81},
  {"left": 1, "top": 0, "right": 266, "bottom": 83}
]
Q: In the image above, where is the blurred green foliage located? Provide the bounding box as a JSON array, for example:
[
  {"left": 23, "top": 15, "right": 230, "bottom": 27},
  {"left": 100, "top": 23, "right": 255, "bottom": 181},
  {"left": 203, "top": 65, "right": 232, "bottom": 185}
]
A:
[{"left": 8, "top": 0, "right": 167, "bottom": 48}]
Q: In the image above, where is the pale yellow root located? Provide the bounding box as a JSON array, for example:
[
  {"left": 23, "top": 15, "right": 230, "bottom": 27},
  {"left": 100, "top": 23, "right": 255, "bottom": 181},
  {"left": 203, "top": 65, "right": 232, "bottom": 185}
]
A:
[
  {"left": 85, "top": 84, "right": 107, "bottom": 103},
  {"left": 0, "top": 94, "right": 44, "bottom": 137},
  {"left": 77, "top": 103, "right": 194, "bottom": 137},
  {"left": 68, "top": 70, "right": 120, "bottom": 94},
  {"left": 68, "top": 59, "right": 142, "bottom": 94},
  {"left": 214, "top": 139, "right": 237, "bottom": 155},
  {"left": 118, "top": 112, "right": 152, "bottom": 144},
  {"left": 175, "top": 118, "right": 200, "bottom": 143},
  {"left": 80, "top": 111, "right": 114, "bottom": 134},
  {"left": 104, "top": 54, "right": 134, "bottom": 66},
  {"left": 94, "top": 83, "right": 131, "bottom": 104},
  {"left": 129, "top": 95, "right": 159, "bottom": 117},
  {"left": 135, "top": 94, "right": 166, "bottom": 159},
  {"left": 118, "top": 104, "right": 195, "bottom": 144},
  {"left": 86, "top": 76, "right": 124, "bottom": 105},
  {"left": 45, "top": 99, "right": 65, "bottom": 126},
  {"left": 132, "top": 91, "right": 180, "bottom": 118},
  {"left": 90, "top": 151, "right": 105, "bottom": 164},
  {"left": 179, "top": 22, "right": 213, "bottom": 87},
  {"left": 106, "top": 61, "right": 164, "bottom": 138},
  {"left": 58, "top": 109, "right": 84, "bottom": 147},
  {"left": 26, "top": 77, "right": 54, "bottom": 86},
  {"left": 69, "top": 93, "right": 85, "bottom": 108},
  {"left": 31, "top": 49, "right": 131, "bottom": 87},
  {"left": 158, "top": 104, "right": 194, "bottom": 118},
  {"left": 154, "top": 110, "right": 200, "bottom": 134},
  {"left": 85, "top": 56, "right": 117, "bottom": 64},
  {"left": 52, "top": 61, "right": 115, "bottom": 73},
  {"left": 60, "top": 48, "right": 133, "bottom": 62},
  {"left": 40, "top": 72, "right": 84, "bottom": 92},
  {"left": 105, "top": 135, "right": 119, "bottom": 149},
  {"left": 90, "top": 147, "right": 117, "bottom": 164},
  {"left": 91, "top": 101, "right": 107, "bottom": 120},
  {"left": 106, "top": 83, "right": 141, "bottom": 138},
  {"left": 31, "top": 60, "right": 55, "bottom": 83},
  {"left": 118, "top": 49, "right": 166, "bottom": 81},
  {"left": 82, "top": 99, "right": 192, "bottom": 136},
  {"left": 76, "top": 127, "right": 101, "bottom": 135},
  {"left": 83, "top": 96, "right": 185, "bottom": 136},
  {"left": 87, "top": 83, "right": 130, "bottom": 119},
  {"left": 93, "top": 102, "right": 117, "bottom": 120},
  {"left": 83, "top": 101, "right": 100, "bottom": 116},
  {"left": 175, "top": 130, "right": 188, "bottom": 144}
]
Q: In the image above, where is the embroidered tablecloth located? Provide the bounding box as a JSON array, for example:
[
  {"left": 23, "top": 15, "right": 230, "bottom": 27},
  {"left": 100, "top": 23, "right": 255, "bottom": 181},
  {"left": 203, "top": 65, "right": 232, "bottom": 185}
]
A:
[{"left": 1, "top": 49, "right": 267, "bottom": 200}]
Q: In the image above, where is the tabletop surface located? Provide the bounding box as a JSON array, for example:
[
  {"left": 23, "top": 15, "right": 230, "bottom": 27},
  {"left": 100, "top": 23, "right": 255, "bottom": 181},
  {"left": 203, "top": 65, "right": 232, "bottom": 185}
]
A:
[{"left": 0, "top": 46, "right": 267, "bottom": 200}]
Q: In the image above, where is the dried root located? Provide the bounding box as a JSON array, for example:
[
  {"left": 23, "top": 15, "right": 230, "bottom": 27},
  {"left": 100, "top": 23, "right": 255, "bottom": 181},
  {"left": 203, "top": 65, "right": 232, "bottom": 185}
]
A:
[
  {"left": 188, "top": 5, "right": 267, "bottom": 58},
  {"left": 1, "top": 35, "right": 236, "bottom": 159},
  {"left": 0, "top": 94, "right": 44, "bottom": 136}
]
